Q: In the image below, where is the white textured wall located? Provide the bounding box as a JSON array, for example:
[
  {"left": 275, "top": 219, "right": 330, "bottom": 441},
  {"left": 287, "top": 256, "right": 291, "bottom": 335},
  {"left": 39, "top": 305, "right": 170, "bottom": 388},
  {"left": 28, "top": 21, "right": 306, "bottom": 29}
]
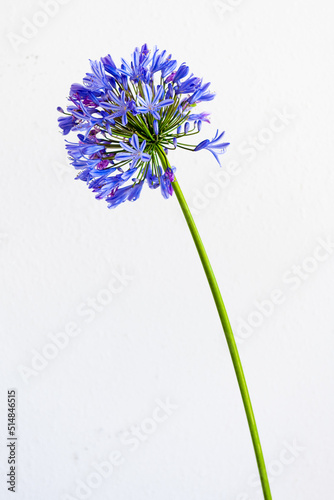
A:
[{"left": 1, "top": 1, "right": 334, "bottom": 499}]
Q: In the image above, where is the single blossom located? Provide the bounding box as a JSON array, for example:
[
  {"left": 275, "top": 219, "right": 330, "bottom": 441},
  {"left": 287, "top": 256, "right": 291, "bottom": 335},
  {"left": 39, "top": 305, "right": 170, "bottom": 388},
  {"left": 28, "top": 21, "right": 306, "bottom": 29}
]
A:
[
  {"left": 100, "top": 91, "right": 135, "bottom": 126},
  {"left": 188, "top": 112, "right": 211, "bottom": 123},
  {"left": 194, "top": 130, "right": 230, "bottom": 166},
  {"left": 136, "top": 84, "right": 174, "bottom": 120},
  {"left": 114, "top": 134, "right": 151, "bottom": 168}
]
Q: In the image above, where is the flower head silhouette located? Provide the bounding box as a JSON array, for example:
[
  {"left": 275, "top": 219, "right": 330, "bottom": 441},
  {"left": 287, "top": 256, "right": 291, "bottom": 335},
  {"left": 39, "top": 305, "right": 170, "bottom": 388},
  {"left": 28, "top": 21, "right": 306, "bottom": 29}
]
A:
[{"left": 58, "top": 44, "right": 229, "bottom": 208}]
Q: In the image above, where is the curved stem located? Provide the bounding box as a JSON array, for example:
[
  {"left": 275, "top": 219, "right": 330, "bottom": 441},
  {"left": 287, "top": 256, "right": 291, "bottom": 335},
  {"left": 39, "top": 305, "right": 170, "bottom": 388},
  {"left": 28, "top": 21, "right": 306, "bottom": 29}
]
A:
[{"left": 157, "top": 147, "right": 272, "bottom": 500}]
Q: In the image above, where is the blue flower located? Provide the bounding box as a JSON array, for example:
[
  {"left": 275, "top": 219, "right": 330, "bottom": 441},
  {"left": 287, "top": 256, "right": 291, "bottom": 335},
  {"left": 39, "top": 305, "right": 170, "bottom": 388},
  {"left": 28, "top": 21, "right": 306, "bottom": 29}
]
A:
[
  {"left": 146, "top": 164, "right": 160, "bottom": 190},
  {"left": 160, "top": 167, "right": 176, "bottom": 199},
  {"left": 58, "top": 115, "right": 78, "bottom": 135},
  {"left": 83, "top": 60, "right": 112, "bottom": 91},
  {"left": 136, "top": 84, "right": 174, "bottom": 120},
  {"left": 194, "top": 130, "right": 230, "bottom": 166},
  {"left": 119, "top": 44, "right": 151, "bottom": 83},
  {"left": 149, "top": 48, "right": 177, "bottom": 78},
  {"left": 58, "top": 44, "right": 229, "bottom": 208},
  {"left": 101, "top": 54, "right": 122, "bottom": 81},
  {"left": 69, "top": 84, "right": 102, "bottom": 104},
  {"left": 188, "top": 112, "right": 211, "bottom": 123},
  {"left": 65, "top": 139, "right": 105, "bottom": 159},
  {"left": 173, "top": 64, "right": 189, "bottom": 82},
  {"left": 101, "top": 91, "right": 135, "bottom": 126},
  {"left": 106, "top": 181, "right": 144, "bottom": 208},
  {"left": 90, "top": 167, "right": 137, "bottom": 199},
  {"left": 115, "top": 134, "right": 151, "bottom": 168},
  {"left": 175, "top": 75, "right": 202, "bottom": 95},
  {"left": 146, "top": 165, "right": 176, "bottom": 199},
  {"left": 188, "top": 82, "right": 215, "bottom": 104}
]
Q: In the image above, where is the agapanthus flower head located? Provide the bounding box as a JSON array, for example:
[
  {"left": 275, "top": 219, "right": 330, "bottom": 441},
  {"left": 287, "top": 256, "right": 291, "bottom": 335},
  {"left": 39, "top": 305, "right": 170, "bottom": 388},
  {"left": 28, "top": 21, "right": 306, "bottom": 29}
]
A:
[{"left": 58, "top": 44, "right": 229, "bottom": 208}]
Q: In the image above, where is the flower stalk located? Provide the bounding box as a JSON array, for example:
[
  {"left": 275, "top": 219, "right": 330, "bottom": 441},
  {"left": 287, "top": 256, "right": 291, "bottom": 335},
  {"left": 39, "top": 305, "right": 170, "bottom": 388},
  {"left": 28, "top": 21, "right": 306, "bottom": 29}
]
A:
[
  {"left": 157, "top": 146, "right": 272, "bottom": 500},
  {"left": 58, "top": 45, "right": 273, "bottom": 497}
]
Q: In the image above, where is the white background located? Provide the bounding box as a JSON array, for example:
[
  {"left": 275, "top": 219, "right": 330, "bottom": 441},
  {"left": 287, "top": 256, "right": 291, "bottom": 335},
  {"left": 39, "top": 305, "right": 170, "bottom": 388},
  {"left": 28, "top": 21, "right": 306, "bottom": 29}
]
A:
[{"left": 1, "top": 1, "right": 334, "bottom": 499}]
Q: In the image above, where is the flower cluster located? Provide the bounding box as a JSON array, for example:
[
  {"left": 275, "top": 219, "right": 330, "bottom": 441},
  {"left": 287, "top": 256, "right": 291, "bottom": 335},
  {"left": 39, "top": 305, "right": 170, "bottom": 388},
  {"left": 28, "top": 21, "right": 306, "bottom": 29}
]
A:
[{"left": 58, "top": 44, "right": 229, "bottom": 208}]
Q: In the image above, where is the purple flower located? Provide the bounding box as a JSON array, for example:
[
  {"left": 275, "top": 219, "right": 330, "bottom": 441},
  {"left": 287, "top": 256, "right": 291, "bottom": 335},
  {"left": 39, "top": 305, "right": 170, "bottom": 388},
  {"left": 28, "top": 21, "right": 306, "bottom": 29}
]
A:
[
  {"left": 119, "top": 44, "right": 151, "bottom": 83},
  {"left": 188, "top": 82, "right": 215, "bottom": 104},
  {"left": 136, "top": 84, "right": 174, "bottom": 120},
  {"left": 101, "top": 54, "right": 122, "bottom": 81},
  {"left": 150, "top": 48, "right": 177, "bottom": 78},
  {"left": 194, "top": 130, "right": 230, "bottom": 166},
  {"left": 146, "top": 164, "right": 160, "bottom": 190},
  {"left": 188, "top": 112, "right": 211, "bottom": 124},
  {"left": 115, "top": 134, "right": 151, "bottom": 168},
  {"left": 175, "top": 76, "right": 202, "bottom": 95},
  {"left": 146, "top": 165, "right": 176, "bottom": 199},
  {"left": 66, "top": 139, "right": 105, "bottom": 159},
  {"left": 90, "top": 167, "right": 137, "bottom": 199},
  {"left": 101, "top": 91, "right": 135, "bottom": 126},
  {"left": 106, "top": 181, "right": 144, "bottom": 208},
  {"left": 161, "top": 167, "right": 176, "bottom": 199},
  {"left": 83, "top": 60, "right": 111, "bottom": 91},
  {"left": 173, "top": 64, "right": 189, "bottom": 82},
  {"left": 57, "top": 44, "right": 229, "bottom": 209},
  {"left": 58, "top": 114, "right": 78, "bottom": 135}
]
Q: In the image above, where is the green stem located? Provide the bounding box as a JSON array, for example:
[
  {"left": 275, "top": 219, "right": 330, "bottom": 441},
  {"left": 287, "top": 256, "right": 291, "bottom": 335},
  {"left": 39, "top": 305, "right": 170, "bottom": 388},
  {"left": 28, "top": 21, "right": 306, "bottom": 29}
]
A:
[{"left": 157, "top": 147, "right": 272, "bottom": 500}]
